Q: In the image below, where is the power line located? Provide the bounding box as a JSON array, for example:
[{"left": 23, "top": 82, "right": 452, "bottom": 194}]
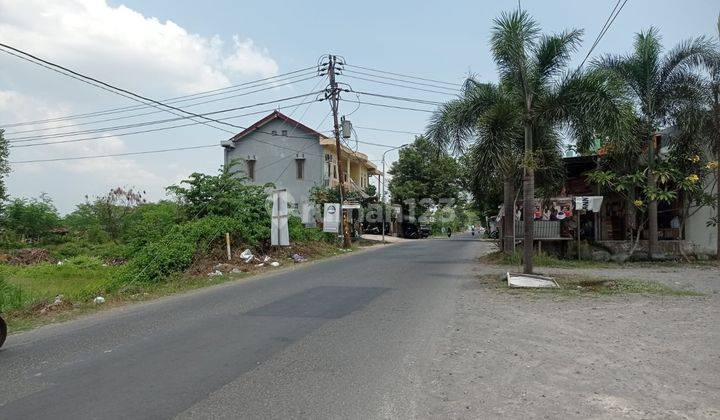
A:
[
  {"left": 344, "top": 63, "right": 462, "bottom": 87},
  {"left": 342, "top": 74, "right": 460, "bottom": 96},
  {"left": 342, "top": 69, "right": 461, "bottom": 92},
  {"left": 343, "top": 89, "right": 444, "bottom": 106},
  {"left": 7, "top": 91, "right": 324, "bottom": 143},
  {"left": 0, "top": 66, "right": 319, "bottom": 128},
  {"left": 340, "top": 99, "right": 435, "bottom": 113},
  {"left": 579, "top": 0, "right": 628, "bottom": 68},
  {"left": 355, "top": 126, "right": 422, "bottom": 135},
  {"left": 4, "top": 74, "right": 319, "bottom": 135},
  {"left": 10, "top": 144, "right": 218, "bottom": 164},
  {"left": 0, "top": 42, "right": 279, "bottom": 137},
  {"left": 9, "top": 100, "right": 326, "bottom": 150}
]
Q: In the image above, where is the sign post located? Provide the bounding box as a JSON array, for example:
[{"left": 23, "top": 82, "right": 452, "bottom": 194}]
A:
[
  {"left": 323, "top": 203, "right": 340, "bottom": 234},
  {"left": 271, "top": 189, "right": 290, "bottom": 246}
]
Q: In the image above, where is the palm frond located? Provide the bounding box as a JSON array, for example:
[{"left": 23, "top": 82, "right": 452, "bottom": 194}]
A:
[
  {"left": 490, "top": 9, "right": 540, "bottom": 95},
  {"left": 533, "top": 29, "right": 583, "bottom": 84}
]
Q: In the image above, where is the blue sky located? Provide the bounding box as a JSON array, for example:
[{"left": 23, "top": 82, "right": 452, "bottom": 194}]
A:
[{"left": 1, "top": 0, "right": 718, "bottom": 212}]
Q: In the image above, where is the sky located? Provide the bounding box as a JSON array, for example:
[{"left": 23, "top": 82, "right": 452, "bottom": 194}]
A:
[{"left": 0, "top": 0, "right": 718, "bottom": 213}]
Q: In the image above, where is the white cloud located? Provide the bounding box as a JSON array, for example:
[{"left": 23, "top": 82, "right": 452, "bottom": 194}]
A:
[
  {"left": 223, "top": 36, "right": 279, "bottom": 77},
  {"left": 0, "top": 0, "right": 280, "bottom": 212},
  {"left": 0, "top": 0, "right": 279, "bottom": 95}
]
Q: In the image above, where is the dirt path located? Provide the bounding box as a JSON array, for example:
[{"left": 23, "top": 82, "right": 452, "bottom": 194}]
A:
[{"left": 422, "top": 242, "right": 720, "bottom": 419}]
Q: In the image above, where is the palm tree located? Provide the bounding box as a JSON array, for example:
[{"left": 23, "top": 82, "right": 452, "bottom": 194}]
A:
[
  {"left": 594, "top": 28, "right": 711, "bottom": 259},
  {"left": 700, "top": 15, "right": 720, "bottom": 259},
  {"left": 428, "top": 81, "right": 523, "bottom": 254},
  {"left": 429, "top": 10, "right": 629, "bottom": 273}
]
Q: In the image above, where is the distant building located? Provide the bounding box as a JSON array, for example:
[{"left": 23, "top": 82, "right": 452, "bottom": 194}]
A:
[{"left": 221, "top": 110, "right": 380, "bottom": 225}]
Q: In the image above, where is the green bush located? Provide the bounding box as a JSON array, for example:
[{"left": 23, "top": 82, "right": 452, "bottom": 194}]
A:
[
  {"left": 118, "top": 216, "right": 266, "bottom": 284},
  {"left": 288, "top": 216, "right": 334, "bottom": 242},
  {"left": 2, "top": 195, "right": 61, "bottom": 242},
  {"left": 48, "top": 240, "right": 131, "bottom": 261},
  {"left": 123, "top": 201, "right": 182, "bottom": 251},
  {"left": 0, "top": 277, "right": 28, "bottom": 313}
]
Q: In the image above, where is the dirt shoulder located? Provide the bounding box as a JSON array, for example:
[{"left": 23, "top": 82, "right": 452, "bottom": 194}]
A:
[{"left": 422, "top": 243, "right": 720, "bottom": 419}]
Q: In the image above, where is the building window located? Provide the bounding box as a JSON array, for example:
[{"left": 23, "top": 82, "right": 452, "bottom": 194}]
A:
[
  {"left": 271, "top": 130, "right": 277, "bottom": 136},
  {"left": 281, "top": 130, "right": 288, "bottom": 136},
  {"left": 333, "top": 165, "right": 337, "bottom": 179},
  {"left": 295, "top": 159, "right": 305, "bottom": 180},
  {"left": 246, "top": 159, "right": 255, "bottom": 181}
]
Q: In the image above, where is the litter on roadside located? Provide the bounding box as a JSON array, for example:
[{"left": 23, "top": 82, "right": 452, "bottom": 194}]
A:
[
  {"left": 208, "top": 270, "right": 223, "bottom": 277},
  {"left": 270, "top": 261, "right": 280, "bottom": 267},
  {"left": 230, "top": 267, "right": 243, "bottom": 274},
  {"left": 291, "top": 253, "right": 306, "bottom": 263},
  {"left": 507, "top": 272, "right": 558, "bottom": 288},
  {"left": 93, "top": 296, "right": 106, "bottom": 304},
  {"left": 240, "top": 249, "right": 254, "bottom": 263}
]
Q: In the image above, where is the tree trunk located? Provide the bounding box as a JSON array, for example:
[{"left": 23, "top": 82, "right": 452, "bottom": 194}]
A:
[
  {"left": 503, "top": 177, "right": 515, "bottom": 254},
  {"left": 716, "top": 147, "right": 719, "bottom": 260},
  {"left": 647, "top": 133, "right": 658, "bottom": 259},
  {"left": 648, "top": 172, "right": 658, "bottom": 259},
  {"left": 522, "top": 170, "right": 534, "bottom": 273},
  {"left": 522, "top": 122, "right": 534, "bottom": 274}
]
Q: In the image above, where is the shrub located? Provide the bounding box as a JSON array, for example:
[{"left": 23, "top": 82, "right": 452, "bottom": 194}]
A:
[
  {"left": 118, "top": 216, "right": 264, "bottom": 284},
  {"left": 123, "top": 201, "right": 182, "bottom": 251},
  {"left": 0, "top": 277, "right": 27, "bottom": 313},
  {"left": 2, "top": 195, "right": 61, "bottom": 242},
  {"left": 288, "top": 216, "right": 334, "bottom": 243},
  {"left": 166, "top": 162, "right": 269, "bottom": 221}
]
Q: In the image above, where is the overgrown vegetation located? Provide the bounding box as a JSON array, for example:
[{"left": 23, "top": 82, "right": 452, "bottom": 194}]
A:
[{"left": 0, "top": 162, "right": 338, "bottom": 326}]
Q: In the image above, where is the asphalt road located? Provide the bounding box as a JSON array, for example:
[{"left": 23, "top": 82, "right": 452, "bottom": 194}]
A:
[{"left": 0, "top": 235, "right": 482, "bottom": 419}]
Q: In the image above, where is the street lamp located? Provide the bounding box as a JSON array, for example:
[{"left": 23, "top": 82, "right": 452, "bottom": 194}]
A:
[{"left": 381, "top": 144, "right": 410, "bottom": 243}]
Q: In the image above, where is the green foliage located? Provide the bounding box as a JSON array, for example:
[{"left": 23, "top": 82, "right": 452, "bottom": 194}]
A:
[
  {"left": 288, "top": 215, "right": 333, "bottom": 242},
  {"left": 48, "top": 240, "right": 131, "bottom": 261},
  {"left": 0, "top": 277, "right": 27, "bottom": 313},
  {"left": 0, "top": 259, "right": 120, "bottom": 312},
  {"left": 119, "top": 216, "right": 262, "bottom": 284},
  {"left": 2, "top": 195, "right": 61, "bottom": 242},
  {"left": 167, "top": 161, "right": 269, "bottom": 221},
  {"left": 388, "top": 136, "right": 461, "bottom": 215},
  {"left": 123, "top": 201, "right": 183, "bottom": 251}
]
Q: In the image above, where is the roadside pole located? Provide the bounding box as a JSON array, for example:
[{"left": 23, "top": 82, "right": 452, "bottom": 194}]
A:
[
  {"left": 327, "top": 54, "right": 352, "bottom": 249},
  {"left": 381, "top": 144, "right": 409, "bottom": 244}
]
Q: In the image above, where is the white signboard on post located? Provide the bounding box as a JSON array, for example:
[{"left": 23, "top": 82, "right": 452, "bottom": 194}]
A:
[
  {"left": 323, "top": 203, "right": 340, "bottom": 233},
  {"left": 271, "top": 189, "right": 290, "bottom": 246}
]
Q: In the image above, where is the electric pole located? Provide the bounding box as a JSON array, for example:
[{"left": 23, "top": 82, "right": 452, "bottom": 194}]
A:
[{"left": 327, "top": 54, "right": 352, "bottom": 248}]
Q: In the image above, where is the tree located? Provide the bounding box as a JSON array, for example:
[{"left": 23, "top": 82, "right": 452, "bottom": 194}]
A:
[
  {"left": 697, "top": 14, "right": 720, "bottom": 259},
  {"left": 594, "top": 28, "right": 712, "bottom": 258},
  {"left": 3, "top": 194, "right": 60, "bottom": 242},
  {"left": 387, "top": 136, "right": 461, "bottom": 222},
  {"left": 429, "top": 10, "right": 629, "bottom": 272},
  {"left": 166, "top": 162, "right": 270, "bottom": 241}
]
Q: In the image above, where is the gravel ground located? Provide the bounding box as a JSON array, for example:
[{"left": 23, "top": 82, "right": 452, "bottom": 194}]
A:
[{"left": 422, "top": 242, "right": 720, "bottom": 419}]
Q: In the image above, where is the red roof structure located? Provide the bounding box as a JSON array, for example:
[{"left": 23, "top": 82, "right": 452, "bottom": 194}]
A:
[{"left": 230, "top": 110, "right": 328, "bottom": 142}]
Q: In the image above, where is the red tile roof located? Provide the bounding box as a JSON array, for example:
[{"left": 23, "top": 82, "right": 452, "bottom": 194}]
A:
[{"left": 230, "top": 110, "right": 328, "bottom": 142}]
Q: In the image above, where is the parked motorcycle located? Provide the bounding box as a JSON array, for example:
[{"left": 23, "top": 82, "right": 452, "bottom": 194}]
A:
[{"left": 0, "top": 315, "right": 7, "bottom": 349}]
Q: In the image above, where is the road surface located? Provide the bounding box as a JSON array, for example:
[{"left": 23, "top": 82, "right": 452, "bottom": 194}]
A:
[
  {"left": 0, "top": 236, "right": 481, "bottom": 419},
  {"left": 3, "top": 236, "right": 719, "bottom": 419}
]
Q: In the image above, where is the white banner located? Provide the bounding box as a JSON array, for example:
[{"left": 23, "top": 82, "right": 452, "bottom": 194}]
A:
[
  {"left": 574, "top": 196, "right": 604, "bottom": 213},
  {"left": 323, "top": 203, "right": 340, "bottom": 233},
  {"left": 271, "top": 189, "right": 290, "bottom": 246}
]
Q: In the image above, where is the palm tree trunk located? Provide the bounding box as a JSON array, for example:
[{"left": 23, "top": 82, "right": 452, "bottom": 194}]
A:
[
  {"left": 647, "top": 133, "right": 658, "bottom": 259},
  {"left": 716, "top": 145, "right": 719, "bottom": 260},
  {"left": 503, "top": 177, "right": 515, "bottom": 254},
  {"left": 522, "top": 123, "right": 534, "bottom": 274}
]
